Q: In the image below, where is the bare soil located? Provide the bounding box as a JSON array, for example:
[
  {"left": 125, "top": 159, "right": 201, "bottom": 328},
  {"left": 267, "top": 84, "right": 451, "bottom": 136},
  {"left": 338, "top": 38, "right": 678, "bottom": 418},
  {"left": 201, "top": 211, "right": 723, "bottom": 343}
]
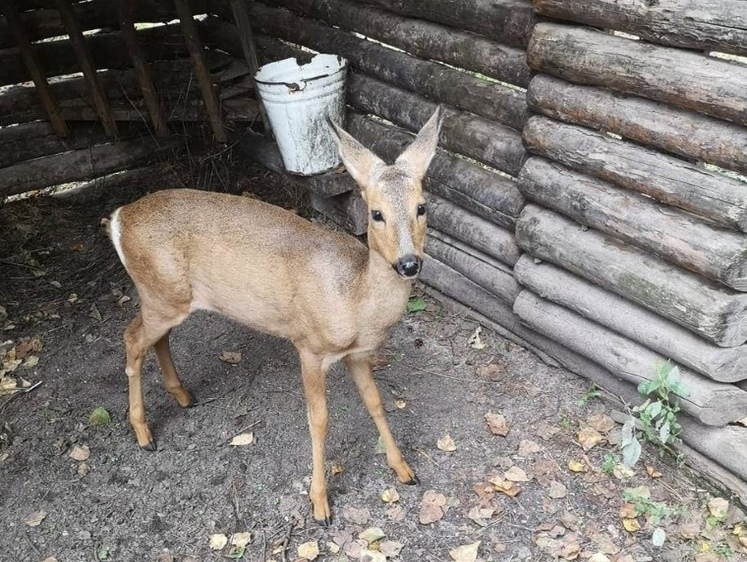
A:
[{"left": 1, "top": 163, "right": 745, "bottom": 562}]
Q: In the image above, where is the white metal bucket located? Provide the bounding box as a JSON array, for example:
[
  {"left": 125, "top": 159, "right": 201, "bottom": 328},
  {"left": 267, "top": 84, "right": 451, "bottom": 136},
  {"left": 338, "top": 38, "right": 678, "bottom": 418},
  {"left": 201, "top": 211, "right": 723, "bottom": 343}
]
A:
[{"left": 255, "top": 54, "right": 348, "bottom": 175}]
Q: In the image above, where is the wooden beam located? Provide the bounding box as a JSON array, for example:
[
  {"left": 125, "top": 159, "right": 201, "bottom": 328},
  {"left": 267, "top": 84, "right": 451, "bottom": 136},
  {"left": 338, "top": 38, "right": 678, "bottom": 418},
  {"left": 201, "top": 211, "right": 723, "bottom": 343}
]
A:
[
  {"left": 0, "top": 0, "right": 68, "bottom": 136},
  {"left": 114, "top": 0, "right": 168, "bottom": 139},
  {"left": 173, "top": 0, "right": 227, "bottom": 143},
  {"left": 0, "top": 121, "right": 109, "bottom": 168}
]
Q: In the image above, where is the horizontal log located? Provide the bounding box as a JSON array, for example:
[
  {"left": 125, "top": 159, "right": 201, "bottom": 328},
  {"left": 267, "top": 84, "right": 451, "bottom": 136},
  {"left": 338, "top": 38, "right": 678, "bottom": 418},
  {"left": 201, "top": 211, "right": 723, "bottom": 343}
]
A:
[
  {"left": 426, "top": 230, "right": 520, "bottom": 305},
  {"left": 201, "top": 10, "right": 527, "bottom": 130},
  {"left": 214, "top": 0, "right": 532, "bottom": 88},
  {"left": 533, "top": 0, "right": 747, "bottom": 57},
  {"left": 527, "top": 23, "right": 747, "bottom": 126},
  {"left": 519, "top": 157, "right": 747, "bottom": 290},
  {"left": 523, "top": 116, "right": 747, "bottom": 233},
  {"left": 527, "top": 74, "right": 747, "bottom": 177},
  {"left": 348, "top": 73, "right": 526, "bottom": 176},
  {"left": 514, "top": 255, "right": 747, "bottom": 383},
  {"left": 427, "top": 194, "right": 520, "bottom": 266},
  {"left": 516, "top": 205, "right": 747, "bottom": 347},
  {"left": 345, "top": 114, "right": 524, "bottom": 229},
  {"left": 514, "top": 290, "right": 747, "bottom": 426}
]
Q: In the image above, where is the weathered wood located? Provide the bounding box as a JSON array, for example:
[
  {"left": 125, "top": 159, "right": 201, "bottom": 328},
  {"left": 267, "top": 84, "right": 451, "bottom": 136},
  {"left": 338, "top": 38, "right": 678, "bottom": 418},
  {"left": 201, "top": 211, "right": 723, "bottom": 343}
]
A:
[
  {"left": 348, "top": 73, "right": 526, "bottom": 176},
  {"left": 0, "top": 0, "right": 68, "bottom": 137},
  {"left": 345, "top": 114, "right": 524, "bottom": 229},
  {"left": 0, "top": 138, "right": 170, "bottom": 197},
  {"left": 310, "top": 190, "right": 368, "bottom": 235},
  {"left": 527, "top": 23, "right": 747, "bottom": 127},
  {"left": 426, "top": 230, "right": 521, "bottom": 305},
  {"left": 514, "top": 255, "right": 747, "bottom": 383},
  {"left": 676, "top": 438, "right": 747, "bottom": 509},
  {"left": 519, "top": 157, "right": 747, "bottom": 290},
  {"left": 516, "top": 205, "right": 747, "bottom": 347},
  {"left": 224, "top": 0, "right": 532, "bottom": 87},
  {"left": 114, "top": 0, "right": 168, "bottom": 139},
  {"left": 202, "top": 10, "right": 527, "bottom": 130},
  {"left": 174, "top": 0, "right": 226, "bottom": 142},
  {"left": 427, "top": 194, "right": 520, "bottom": 266},
  {"left": 55, "top": 0, "right": 118, "bottom": 136},
  {"left": 514, "top": 290, "right": 747, "bottom": 426},
  {"left": 524, "top": 116, "right": 747, "bottom": 233},
  {"left": 533, "top": 0, "right": 747, "bottom": 57},
  {"left": 678, "top": 417, "right": 747, "bottom": 488},
  {"left": 527, "top": 74, "right": 747, "bottom": 177}
]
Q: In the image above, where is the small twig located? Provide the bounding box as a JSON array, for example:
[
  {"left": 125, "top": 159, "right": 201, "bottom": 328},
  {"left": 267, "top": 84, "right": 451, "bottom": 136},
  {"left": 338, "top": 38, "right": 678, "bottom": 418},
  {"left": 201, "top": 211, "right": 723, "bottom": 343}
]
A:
[
  {"left": 279, "top": 522, "right": 293, "bottom": 562},
  {"left": 414, "top": 447, "right": 440, "bottom": 467},
  {"left": 412, "top": 366, "right": 503, "bottom": 385},
  {"left": 224, "top": 420, "right": 261, "bottom": 445}
]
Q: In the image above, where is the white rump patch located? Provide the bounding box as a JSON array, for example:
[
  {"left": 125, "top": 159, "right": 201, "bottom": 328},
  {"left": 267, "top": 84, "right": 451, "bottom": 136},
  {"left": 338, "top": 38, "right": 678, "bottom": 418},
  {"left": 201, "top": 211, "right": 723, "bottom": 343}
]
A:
[{"left": 110, "top": 207, "right": 127, "bottom": 270}]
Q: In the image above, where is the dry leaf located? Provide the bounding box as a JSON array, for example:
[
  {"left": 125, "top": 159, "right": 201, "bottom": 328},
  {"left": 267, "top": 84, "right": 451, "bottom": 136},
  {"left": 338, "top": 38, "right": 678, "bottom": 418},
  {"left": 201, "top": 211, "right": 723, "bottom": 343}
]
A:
[
  {"left": 708, "top": 497, "right": 729, "bottom": 519},
  {"left": 535, "top": 421, "right": 562, "bottom": 440},
  {"left": 343, "top": 539, "right": 367, "bottom": 559},
  {"left": 484, "top": 412, "right": 509, "bottom": 436},
  {"left": 381, "top": 487, "right": 400, "bottom": 503},
  {"left": 619, "top": 503, "right": 638, "bottom": 519},
  {"left": 24, "top": 510, "right": 47, "bottom": 527},
  {"left": 622, "top": 518, "right": 641, "bottom": 533},
  {"left": 577, "top": 426, "right": 604, "bottom": 451},
  {"left": 387, "top": 505, "right": 405, "bottom": 521},
  {"left": 613, "top": 464, "right": 634, "bottom": 480},
  {"left": 586, "top": 412, "right": 615, "bottom": 433},
  {"left": 41, "top": 558, "right": 59, "bottom": 562},
  {"left": 394, "top": 399, "right": 407, "bottom": 409},
  {"left": 331, "top": 464, "right": 344, "bottom": 476},
  {"left": 297, "top": 540, "right": 319, "bottom": 560},
  {"left": 449, "top": 541, "right": 480, "bottom": 562},
  {"left": 568, "top": 459, "right": 587, "bottom": 473},
  {"left": 504, "top": 466, "right": 530, "bottom": 482},
  {"left": 476, "top": 362, "right": 503, "bottom": 381},
  {"left": 379, "top": 540, "right": 404, "bottom": 558},
  {"left": 231, "top": 532, "right": 252, "bottom": 547},
  {"left": 645, "top": 465, "right": 663, "bottom": 478},
  {"left": 518, "top": 439, "right": 541, "bottom": 456},
  {"left": 328, "top": 542, "right": 341, "bottom": 554},
  {"left": 343, "top": 506, "right": 371, "bottom": 525},
  {"left": 22, "top": 355, "right": 39, "bottom": 368},
  {"left": 358, "top": 527, "right": 386, "bottom": 544},
  {"left": 588, "top": 553, "right": 612, "bottom": 562},
  {"left": 229, "top": 432, "right": 254, "bottom": 446},
  {"left": 437, "top": 434, "right": 457, "bottom": 452},
  {"left": 678, "top": 520, "right": 701, "bottom": 540},
  {"left": 209, "top": 534, "right": 228, "bottom": 550},
  {"left": 468, "top": 327, "right": 487, "bottom": 350},
  {"left": 489, "top": 475, "right": 521, "bottom": 498},
  {"left": 547, "top": 480, "right": 568, "bottom": 499},
  {"left": 557, "top": 536, "right": 581, "bottom": 560},
  {"left": 360, "top": 550, "right": 386, "bottom": 562},
  {"left": 467, "top": 506, "right": 495, "bottom": 526},
  {"left": 219, "top": 351, "right": 242, "bottom": 364},
  {"left": 419, "top": 490, "right": 447, "bottom": 524},
  {"left": 69, "top": 444, "right": 90, "bottom": 462},
  {"left": 77, "top": 462, "right": 89, "bottom": 477}
]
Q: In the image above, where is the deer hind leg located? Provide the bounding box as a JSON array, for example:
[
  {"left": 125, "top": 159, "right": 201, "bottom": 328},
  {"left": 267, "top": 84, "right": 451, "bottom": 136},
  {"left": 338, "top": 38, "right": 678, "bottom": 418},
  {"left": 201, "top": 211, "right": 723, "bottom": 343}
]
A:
[
  {"left": 344, "top": 353, "right": 417, "bottom": 485},
  {"left": 297, "top": 349, "right": 332, "bottom": 526},
  {"left": 153, "top": 330, "right": 195, "bottom": 408}
]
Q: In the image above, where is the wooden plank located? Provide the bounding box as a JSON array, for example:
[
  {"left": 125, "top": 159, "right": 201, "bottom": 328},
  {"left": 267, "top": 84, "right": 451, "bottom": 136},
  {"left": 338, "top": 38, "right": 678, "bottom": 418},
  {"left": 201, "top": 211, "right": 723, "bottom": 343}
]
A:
[
  {"left": 173, "top": 0, "right": 226, "bottom": 142},
  {"left": 427, "top": 194, "right": 520, "bottom": 266},
  {"left": 519, "top": 157, "right": 747, "bottom": 290},
  {"left": 201, "top": 11, "right": 527, "bottom": 130},
  {"left": 524, "top": 116, "right": 747, "bottom": 233},
  {"left": 55, "top": 0, "right": 118, "bottom": 136},
  {"left": 527, "top": 74, "right": 747, "bottom": 177},
  {"left": 514, "top": 290, "right": 747, "bottom": 426},
  {"left": 426, "top": 230, "right": 521, "bottom": 305},
  {"left": 218, "top": 0, "right": 532, "bottom": 88},
  {"left": 527, "top": 23, "right": 747, "bottom": 127},
  {"left": 533, "top": 0, "right": 747, "bottom": 57},
  {"left": 515, "top": 204, "right": 747, "bottom": 347},
  {"left": 0, "top": 0, "right": 68, "bottom": 136},
  {"left": 514, "top": 255, "right": 747, "bottom": 383},
  {"left": 345, "top": 114, "right": 524, "bottom": 230}
]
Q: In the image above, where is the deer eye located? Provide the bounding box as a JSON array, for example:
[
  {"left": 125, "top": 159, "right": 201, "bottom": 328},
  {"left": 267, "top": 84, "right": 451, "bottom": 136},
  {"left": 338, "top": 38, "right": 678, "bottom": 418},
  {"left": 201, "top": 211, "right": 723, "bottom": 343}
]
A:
[
  {"left": 371, "top": 210, "right": 384, "bottom": 222},
  {"left": 417, "top": 204, "right": 427, "bottom": 217}
]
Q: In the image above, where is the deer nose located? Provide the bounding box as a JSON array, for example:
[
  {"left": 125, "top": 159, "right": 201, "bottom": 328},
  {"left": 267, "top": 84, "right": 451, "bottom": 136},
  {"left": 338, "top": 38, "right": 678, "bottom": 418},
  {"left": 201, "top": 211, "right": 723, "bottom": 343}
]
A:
[{"left": 395, "top": 255, "right": 422, "bottom": 278}]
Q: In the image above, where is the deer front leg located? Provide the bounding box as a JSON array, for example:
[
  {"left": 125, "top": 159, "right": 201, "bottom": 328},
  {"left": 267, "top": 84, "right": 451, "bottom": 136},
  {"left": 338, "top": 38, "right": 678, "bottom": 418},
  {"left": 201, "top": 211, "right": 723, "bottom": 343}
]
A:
[
  {"left": 298, "top": 350, "right": 332, "bottom": 525},
  {"left": 344, "top": 353, "right": 417, "bottom": 485}
]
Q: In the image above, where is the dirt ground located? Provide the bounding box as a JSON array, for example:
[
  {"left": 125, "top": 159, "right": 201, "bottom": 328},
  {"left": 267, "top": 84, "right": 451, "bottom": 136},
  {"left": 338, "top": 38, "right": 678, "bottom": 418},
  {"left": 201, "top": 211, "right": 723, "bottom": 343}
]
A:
[{"left": 1, "top": 163, "right": 746, "bottom": 562}]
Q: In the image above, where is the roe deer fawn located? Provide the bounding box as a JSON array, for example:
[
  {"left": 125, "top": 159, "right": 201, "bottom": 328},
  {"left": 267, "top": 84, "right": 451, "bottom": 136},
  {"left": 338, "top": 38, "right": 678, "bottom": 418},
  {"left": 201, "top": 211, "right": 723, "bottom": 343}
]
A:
[{"left": 103, "top": 108, "right": 442, "bottom": 524}]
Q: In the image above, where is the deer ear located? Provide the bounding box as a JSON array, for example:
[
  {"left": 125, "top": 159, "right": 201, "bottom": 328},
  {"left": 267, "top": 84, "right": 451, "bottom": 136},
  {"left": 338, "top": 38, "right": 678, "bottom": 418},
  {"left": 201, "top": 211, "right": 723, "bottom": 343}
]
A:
[
  {"left": 395, "top": 106, "right": 443, "bottom": 179},
  {"left": 328, "top": 118, "right": 386, "bottom": 192}
]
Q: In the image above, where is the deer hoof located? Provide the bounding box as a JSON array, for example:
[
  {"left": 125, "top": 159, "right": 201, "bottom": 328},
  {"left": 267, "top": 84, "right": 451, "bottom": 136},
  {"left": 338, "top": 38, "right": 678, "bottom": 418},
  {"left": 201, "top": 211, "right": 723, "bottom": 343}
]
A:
[
  {"left": 317, "top": 515, "right": 333, "bottom": 527},
  {"left": 403, "top": 474, "right": 420, "bottom": 485},
  {"left": 140, "top": 439, "right": 158, "bottom": 452}
]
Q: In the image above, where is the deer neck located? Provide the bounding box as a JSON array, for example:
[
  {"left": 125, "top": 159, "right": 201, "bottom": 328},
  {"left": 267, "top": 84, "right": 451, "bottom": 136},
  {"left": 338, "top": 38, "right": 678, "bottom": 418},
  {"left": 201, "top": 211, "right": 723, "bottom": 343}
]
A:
[{"left": 357, "top": 247, "right": 413, "bottom": 321}]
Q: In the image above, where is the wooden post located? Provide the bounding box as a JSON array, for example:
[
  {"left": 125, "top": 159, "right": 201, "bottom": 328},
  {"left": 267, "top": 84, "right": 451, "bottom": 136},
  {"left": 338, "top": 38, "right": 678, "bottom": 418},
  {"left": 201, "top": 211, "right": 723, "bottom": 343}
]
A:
[
  {"left": 114, "top": 0, "right": 169, "bottom": 139},
  {"left": 228, "top": 0, "right": 271, "bottom": 136},
  {"left": 55, "top": 0, "right": 118, "bottom": 137},
  {"left": 0, "top": 0, "right": 68, "bottom": 137},
  {"left": 173, "top": 0, "right": 227, "bottom": 143}
]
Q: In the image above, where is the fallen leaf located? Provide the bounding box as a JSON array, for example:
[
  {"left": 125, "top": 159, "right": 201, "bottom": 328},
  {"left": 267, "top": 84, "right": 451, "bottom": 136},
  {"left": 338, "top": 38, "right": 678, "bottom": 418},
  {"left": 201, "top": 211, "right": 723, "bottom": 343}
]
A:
[
  {"left": 360, "top": 550, "right": 386, "bottom": 562},
  {"left": 504, "top": 466, "right": 530, "bottom": 482},
  {"left": 331, "top": 463, "right": 344, "bottom": 476},
  {"left": 209, "top": 534, "right": 228, "bottom": 550},
  {"left": 708, "top": 497, "right": 729, "bottom": 519},
  {"left": 69, "top": 444, "right": 90, "bottom": 461},
  {"left": 328, "top": 542, "right": 341, "bottom": 554},
  {"left": 41, "top": 558, "right": 59, "bottom": 562},
  {"left": 645, "top": 465, "right": 663, "bottom": 478},
  {"left": 229, "top": 432, "right": 254, "bottom": 446},
  {"left": 89, "top": 407, "right": 111, "bottom": 426},
  {"left": 22, "top": 355, "right": 38, "bottom": 368},
  {"left": 467, "top": 506, "right": 495, "bottom": 526},
  {"left": 343, "top": 506, "right": 371, "bottom": 525},
  {"left": 77, "top": 462, "right": 89, "bottom": 477},
  {"left": 394, "top": 399, "right": 407, "bottom": 409},
  {"left": 387, "top": 505, "right": 405, "bottom": 521},
  {"left": 379, "top": 540, "right": 404, "bottom": 558},
  {"left": 156, "top": 551, "right": 174, "bottom": 562},
  {"left": 547, "top": 480, "right": 568, "bottom": 499},
  {"left": 375, "top": 435, "right": 386, "bottom": 454},
  {"left": 219, "top": 351, "right": 242, "bottom": 364},
  {"left": 622, "top": 518, "right": 641, "bottom": 533},
  {"left": 518, "top": 439, "right": 541, "bottom": 456},
  {"left": 612, "top": 464, "right": 634, "bottom": 480},
  {"left": 568, "top": 459, "right": 587, "bottom": 473},
  {"left": 619, "top": 503, "right": 638, "bottom": 519},
  {"left": 437, "top": 434, "right": 457, "bottom": 452},
  {"left": 358, "top": 527, "right": 386, "bottom": 544},
  {"left": 577, "top": 426, "right": 604, "bottom": 451},
  {"left": 535, "top": 421, "right": 562, "bottom": 440},
  {"left": 588, "top": 554, "right": 612, "bottom": 562},
  {"left": 678, "top": 520, "right": 701, "bottom": 540},
  {"left": 484, "top": 412, "right": 509, "bottom": 436},
  {"left": 476, "top": 362, "right": 503, "bottom": 381},
  {"left": 557, "top": 536, "right": 581, "bottom": 559},
  {"left": 652, "top": 527, "right": 666, "bottom": 547},
  {"left": 586, "top": 412, "right": 615, "bottom": 433},
  {"left": 488, "top": 475, "right": 521, "bottom": 497},
  {"left": 468, "top": 327, "right": 487, "bottom": 350},
  {"left": 381, "top": 487, "right": 400, "bottom": 503},
  {"left": 24, "top": 510, "right": 47, "bottom": 527},
  {"left": 343, "top": 539, "right": 368, "bottom": 558},
  {"left": 297, "top": 540, "right": 319, "bottom": 560},
  {"left": 449, "top": 541, "right": 480, "bottom": 562},
  {"left": 419, "top": 490, "right": 447, "bottom": 524},
  {"left": 231, "top": 532, "right": 252, "bottom": 547}
]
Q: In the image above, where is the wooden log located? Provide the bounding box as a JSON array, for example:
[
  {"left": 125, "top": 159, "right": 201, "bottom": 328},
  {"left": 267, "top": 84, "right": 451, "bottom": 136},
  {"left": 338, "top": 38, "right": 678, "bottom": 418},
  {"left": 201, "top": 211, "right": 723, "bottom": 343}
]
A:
[
  {"left": 114, "top": 0, "right": 168, "bottom": 139},
  {"left": 516, "top": 205, "right": 747, "bottom": 347},
  {"left": 174, "top": 0, "right": 226, "bottom": 142},
  {"left": 0, "top": 0, "right": 68, "bottom": 137},
  {"left": 426, "top": 230, "right": 521, "bottom": 305},
  {"left": 527, "top": 23, "right": 747, "bottom": 127},
  {"left": 514, "top": 290, "right": 747, "bottom": 426},
  {"left": 348, "top": 73, "right": 526, "bottom": 176},
  {"left": 533, "top": 0, "right": 747, "bottom": 57},
  {"left": 0, "top": 138, "right": 170, "bottom": 197},
  {"left": 228, "top": 0, "right": 532, "bottom": 88},
  {"left": 527, "top": 74, "right": 747, "bottom": 177},
  {"left": 519, "top": 157, "right": 747, "bottom": 290},
  {"left": 201, "top": 9, "right": 527, "bottom": 130},
  {"left": 345, "top": 114, "right": 524, "bottom": 229},
  {"left": 514, "top": 255, "right": 747, "bottom": 383},
  {"left": 427, "top": 194, "right": 520, "bottom": 266},
  {"left": 524, "top": 116, "right": 747, "bottom": 233},
  {"left": 55, "top": 0, "right": 118, "bottom": 137}
]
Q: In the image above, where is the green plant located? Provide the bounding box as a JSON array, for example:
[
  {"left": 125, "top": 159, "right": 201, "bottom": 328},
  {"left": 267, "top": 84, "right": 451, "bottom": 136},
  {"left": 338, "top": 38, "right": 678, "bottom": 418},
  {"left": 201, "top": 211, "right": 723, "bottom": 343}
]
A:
[
  {"left": 560, "top": 415, "right": 573, "bottom": 430},
  {"left": 601, "top": 453, "right": 619, "bottom": 474},
  {"left": 577, "top": 383, "right": 601, "bottom": 407},
  {"left": 406, "top": 296, "right": 427, "bottom": 313},
  {"left": 623, "top": 487, "right": 672, "bottom": 547}
]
